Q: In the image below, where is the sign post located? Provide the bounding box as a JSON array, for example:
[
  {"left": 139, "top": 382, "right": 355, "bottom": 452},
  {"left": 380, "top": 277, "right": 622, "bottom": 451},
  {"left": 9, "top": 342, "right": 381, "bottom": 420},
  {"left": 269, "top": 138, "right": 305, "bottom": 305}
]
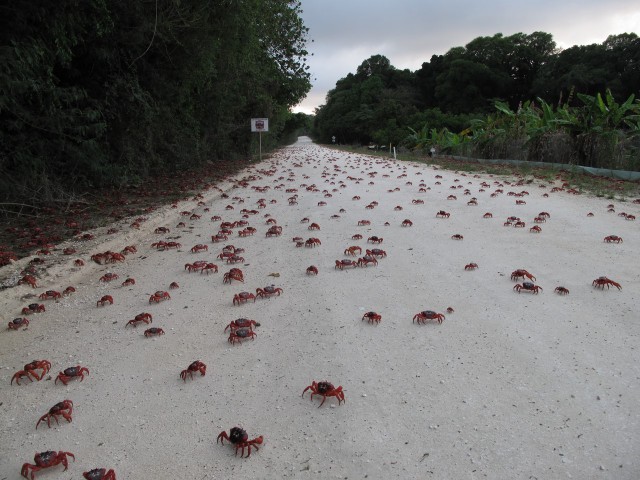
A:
[{"left": 251, "top": 118, "right": 269, "bottom": 161}]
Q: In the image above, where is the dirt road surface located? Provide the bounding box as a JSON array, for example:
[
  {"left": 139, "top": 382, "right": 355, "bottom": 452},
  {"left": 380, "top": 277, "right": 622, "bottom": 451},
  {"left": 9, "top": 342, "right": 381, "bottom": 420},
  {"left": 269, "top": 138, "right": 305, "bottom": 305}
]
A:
[{"left": 1, "top": 137, "right": 639, "bottom": 479}]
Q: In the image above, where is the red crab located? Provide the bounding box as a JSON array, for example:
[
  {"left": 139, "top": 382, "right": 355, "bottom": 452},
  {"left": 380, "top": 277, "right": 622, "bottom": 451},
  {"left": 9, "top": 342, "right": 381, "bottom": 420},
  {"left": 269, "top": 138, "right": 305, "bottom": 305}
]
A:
[
  {"left": 83, "top": 468, "right": 117, "bottom": 480},
  {"left": 39, "top": 290, "right": 61, "bottom": 300},
  {"left": 604, "top": 235, "right": 623, "bottom": 243},
  {"left": 121, "top": 245, "right": 137, "bottom": 255},
  {"left": 97, "top": 295, "right": 113, "bottom": 307},
  {"left": 55, "top": 366, "right": 89, "bottom": 385},
  {"left": 357, "top": 255, "right": 378, "bottom": 267},
  {"left": 436, "top": 211, "right": 450, "bottom": 218},
  {"left": 344, "top": 246, "right": 362, "bottom": 256},
  {"left": 352, "top": 234, "right": 363, "bottom": 240},
  {"left": 18, "top": 275, "right": 38, "bottom": 288},
  {"left": 8, "top": 317, "right": 30, "bottom": 330},
  {"left": 191, "top": 244, "right": 208, "bottom": 253},
  {"left": 335, "top": 259, "right": 357, "bottom": 270},
  {"left": 225, "top": 318, "right": 259, "bottom": 332},
  {"left": 63, "top": 286, "right": 76, "bottom": 296},
  {"left": 592, "top": 276, "right": 622, "bottom": 290},
  {"left": 367, "top": 236, "right": 383, "bottom": 244},
  {"left": 511, "top": 269, "right": 536, "bottom": 282},
  {"left": 224, "top": 268, "right": 244, "bottom": 283},
  {"left": 63, "top": 247, "right": 76, "bottom": 255},
  {"left": 309, "top": 223, "right": 320, "bottom": 230},
  {"left": 233, "top": 292, "right": 256, "bottom": 305},
  {"left": 365, "top": 248, "right": 386, "bottom": 258},
  {"left": 74, "top": 259, "right": 85, "bottom": 267},
  {"left": 155, "top": 227, "right": 170, "bottom": 234},
  {"left": 483, "top": 212, "right": 493, "bottom": 218},
  {"left": 256, "top": 285, "right": 283, "bottom": 298},
  {"left": 446, "top": 307, "right": 455, "bottom": 314},
  {"left": 144, "top": 327, "right": 165, "bottom": 337},
  {"left": 21, "top": 451, "right": 75, "bottom": 480},
  {"left": 305, "top": 237, "right": 321, "bottom": 247},
  {"left": 36, "top": 400, "right": 73, "bottom": 429},
  {"left": 11, "top": 360, "right": 52, "bottom": 385},
  {"left": 362, "top": 311, "right": 381, "bottom": 324},
  {"left": 401, "top": 219, "right": 413, "bottom": 227},
  {"left": 555, "top": 287, "right": 570, "bottom": 295},
  {"left": 121, "top": 278, "right": 135, "bottom": 287},
  {"left": 200, "top": 263, "right": 218, "bottom": 275},
  {"left": 169, "top": 282, "right": 179, "bottom": 289},
  {"left": 22, "top": 303, "right": 46, "bottom": 315},
  {"left": 302, "top": 380, "right": 345, "bottom": 407},
  {"left": 185, "top": 261, "right": 207, "bottom": 273},
  {"left": 126, "top": 313, "right": 152, "bottom": 327},
  {"left": 513, "top": 282, "right": 543, "bottom": 294},
  {"left": 228, "top": 327, "right": 257, "bottom": 345},
  {"left": 412, "top": 199, "right": 424, "bottom": 204},
  {"left": 529, "top": 225, "right": 542, "bottom": 233},
  {"left": 217, "top": 427, "right": 263, "bottom": 458},
  {"left": 99, "top": 273, "right": 119, "bottom": 282},
  {"left": 413, "top": 310, "right": 445, "bottom": 324},
  {"left": 180, "top": 360, "right": 206, "bottom": 381},
  {"left": 451, "top": 234, "right": 464, "bottom": 240},
  {"left": 266, "top": 226, "right": 282, "bottom": 237},
  {"left": 306, "top": 265, "right": 318, "bottom": 275},
  {"left": 464, "top": 263, "right": 478, "bottom": 270},
  {"left": 149, "top": 291, "right": 170, "bottom": 303},
  {"left": 358, "top": 220, "right": 371, "bottom": 226}
]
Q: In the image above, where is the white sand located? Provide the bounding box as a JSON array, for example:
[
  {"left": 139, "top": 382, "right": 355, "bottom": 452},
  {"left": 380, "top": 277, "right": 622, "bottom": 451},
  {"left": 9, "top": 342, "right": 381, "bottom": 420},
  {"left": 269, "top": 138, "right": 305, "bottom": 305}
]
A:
[{"left": 1, "top": 137, "right": 639, "bottom": 479}]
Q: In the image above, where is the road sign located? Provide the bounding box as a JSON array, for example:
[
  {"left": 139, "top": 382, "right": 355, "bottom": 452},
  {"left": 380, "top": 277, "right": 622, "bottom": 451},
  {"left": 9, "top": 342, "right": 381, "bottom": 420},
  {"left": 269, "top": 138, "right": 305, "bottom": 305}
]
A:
[{"left": 251, "top": 118, "right": 269, "bottom": 132}]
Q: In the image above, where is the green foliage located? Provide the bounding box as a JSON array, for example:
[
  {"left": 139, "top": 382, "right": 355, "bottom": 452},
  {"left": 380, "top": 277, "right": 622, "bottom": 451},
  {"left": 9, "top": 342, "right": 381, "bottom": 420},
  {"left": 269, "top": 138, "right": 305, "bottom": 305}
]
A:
[
  {"left": 0, "top": 0, "right": 311, "bottom": 202},
  {"left": 313, "top": 31, "right": 640, "bottom": 171}
]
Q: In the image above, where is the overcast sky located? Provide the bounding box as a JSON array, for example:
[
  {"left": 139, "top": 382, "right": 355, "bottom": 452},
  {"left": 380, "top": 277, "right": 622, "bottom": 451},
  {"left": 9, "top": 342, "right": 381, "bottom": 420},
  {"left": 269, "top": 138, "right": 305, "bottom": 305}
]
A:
[{"left": 292, "top": 0, "right": 640, "bottom": 114}]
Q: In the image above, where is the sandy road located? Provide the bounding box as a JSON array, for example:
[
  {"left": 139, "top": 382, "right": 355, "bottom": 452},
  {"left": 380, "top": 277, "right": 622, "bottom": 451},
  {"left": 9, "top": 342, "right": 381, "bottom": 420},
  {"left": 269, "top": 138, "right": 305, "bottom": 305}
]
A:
[{"left": 1, "top": 137, "right": 639, "bottom": 479}]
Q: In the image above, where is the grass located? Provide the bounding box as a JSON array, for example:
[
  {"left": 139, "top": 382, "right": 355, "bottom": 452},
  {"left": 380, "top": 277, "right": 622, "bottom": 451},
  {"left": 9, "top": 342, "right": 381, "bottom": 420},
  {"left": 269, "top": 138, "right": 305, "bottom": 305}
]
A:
[{"left": 329, "top": 144, "right": 640, "bottom": 200}]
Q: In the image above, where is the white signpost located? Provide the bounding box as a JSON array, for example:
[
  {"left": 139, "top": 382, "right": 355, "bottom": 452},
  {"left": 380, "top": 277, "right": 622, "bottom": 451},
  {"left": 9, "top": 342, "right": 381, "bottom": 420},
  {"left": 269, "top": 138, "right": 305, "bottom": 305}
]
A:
[{"left": 251, "top": 118, "right": 269, "bottom": 161}]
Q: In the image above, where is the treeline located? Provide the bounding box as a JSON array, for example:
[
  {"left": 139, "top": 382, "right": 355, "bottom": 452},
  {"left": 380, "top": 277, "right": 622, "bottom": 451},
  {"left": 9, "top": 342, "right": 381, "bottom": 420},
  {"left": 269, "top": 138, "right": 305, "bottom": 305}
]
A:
[
  {"left": 0, "top": 0, "right": 312, "bottom": 203},
  {"left": 313, "top": 32, "right": 640, "bottom": 170}
]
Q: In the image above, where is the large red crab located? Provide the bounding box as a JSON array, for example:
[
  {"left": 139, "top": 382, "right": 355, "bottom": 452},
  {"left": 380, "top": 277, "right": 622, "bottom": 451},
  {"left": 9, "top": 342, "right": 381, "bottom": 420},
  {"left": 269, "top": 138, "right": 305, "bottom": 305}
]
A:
[
  {"left": 38, "top": 290, "right": 61, "bottom": 301},
  {"left": 149, "top": 291, "right": 171, "bottom": 303},
  {"left": 180, "top": 360, "right": 206, "bottom": 381},
  {"left": 302, "top": 380, "right": 345, "bottom": 407},
  {"left": 305, "top": 237, "right": 321, "bottom": 247},
  {"left": 22, "top": 303, "right": 45, "bottom": 315},
  {"left": 357, "top": 255, "right": 378, "bottom": 267},
  {"left": 224, "top": 268, "right": 244, "bottom": 283},
  {"left": 413, "top": 310, "right": 445, "bottom": 324},
  {"left": 603, "top": 235, "right": 623, "bottom": 243},
  {"left": 55, "top": 366, "right": 90, "bottom": 385},
  {"left": 126, "top": 313, "right": 153, "bottom": 327},
  {"left": 228, "top": 327, "right": 257, "bottom": 345},
  {"left": 256, "top": 285, "right": 283, "bottom": 299},
  {"left": 97, "top": 295, "right": 113, "bottom": 307},
  {"left": 18, "top": 275, "right": 38, "bottom": 288},
  {"left": 191, "top": 244, "right": 208, "bottom": 253},
  {"left": 83, "top": 468, "right": 117, "bottom": 480},
  {"left": 367, "top": 236, "right": 383, "bottom": 244},
  {"left": 306, "top": 265, "right": 319, "bottom": 275},
  {"left": 344, "top": 246, "right": 361, "bottom": 256},
  {"left": 233, "top": 292, "right": 256, "bottom": 305},
  {"left": 36, "top": 400, "right": 73, "bottom": 429},
  {"left": 513, "top": 282, "right": 543, "bottom": 294},
  {"left": 362, "top": 311, "right": 382, "bottom": 324},
  {"left": 225, "top": 318, "right": 259, "bottom": 332},
  {"left": 8, "top": 317, "right": 30, "bottom": 330},
  {"left": 21, "top": 451, "right": 75, "bottom": 479},
  {"left": 592, "top": 276, "right": 622, "bottom": 290},
  {"left": 365, "top": 248, "right": 386, "bottom": 258},
  {"left": 335, "top": 259, "right": 357, "bottom": 270},
  {"left": 510, "top": 269, "right": 536, "bottom": 282},
  {"left": 217, "top": 427, "right": 263, "bottom": 458},
  {"left": 11, "top": 360, "right": 52, "bottom": 385}
]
